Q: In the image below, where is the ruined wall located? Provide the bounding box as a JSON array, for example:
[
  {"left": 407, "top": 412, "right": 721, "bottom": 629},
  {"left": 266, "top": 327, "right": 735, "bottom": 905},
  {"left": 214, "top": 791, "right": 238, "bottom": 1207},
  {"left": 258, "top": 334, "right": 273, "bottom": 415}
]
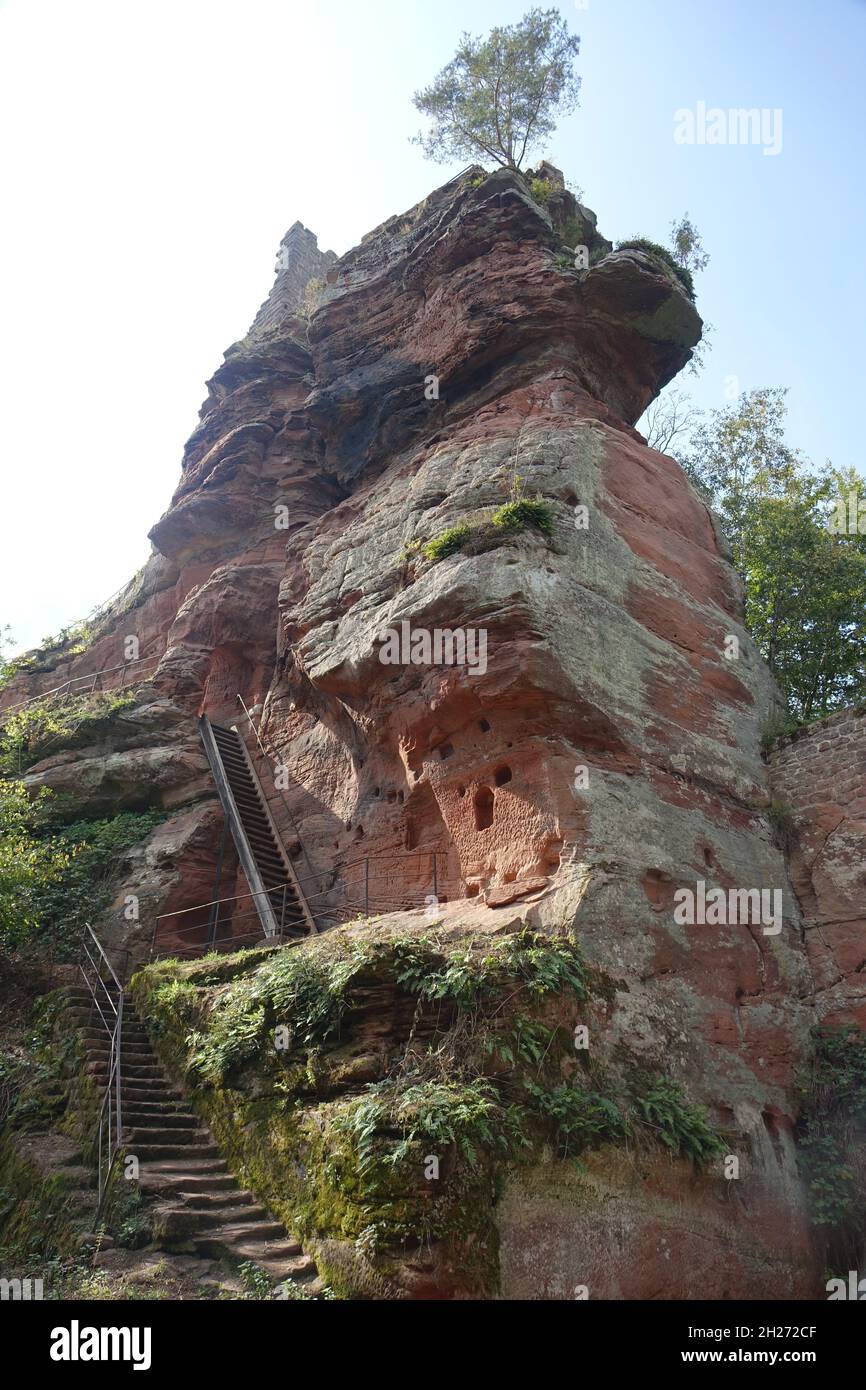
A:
[
  {"left": 770, "top": 706, "right": 866, "bottom": 1028},
  {"left": 250, "top": 221, "right": 338, "bottom": 338}
]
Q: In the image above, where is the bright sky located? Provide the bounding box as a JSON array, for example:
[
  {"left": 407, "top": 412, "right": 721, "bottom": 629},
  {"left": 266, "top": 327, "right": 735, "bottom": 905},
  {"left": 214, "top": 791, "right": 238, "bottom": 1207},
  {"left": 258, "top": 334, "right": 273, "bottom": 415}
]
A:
[{"left": 1, "top": 0, "right": 863, "bottom": 654}]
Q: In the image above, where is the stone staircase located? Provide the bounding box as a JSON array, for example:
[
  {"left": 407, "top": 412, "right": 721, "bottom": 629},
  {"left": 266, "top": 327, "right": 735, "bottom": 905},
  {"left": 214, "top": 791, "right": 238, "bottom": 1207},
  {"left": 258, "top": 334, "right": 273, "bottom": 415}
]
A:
[{"left": 66, "top": 984, "right": 322, "bottom": 1293}]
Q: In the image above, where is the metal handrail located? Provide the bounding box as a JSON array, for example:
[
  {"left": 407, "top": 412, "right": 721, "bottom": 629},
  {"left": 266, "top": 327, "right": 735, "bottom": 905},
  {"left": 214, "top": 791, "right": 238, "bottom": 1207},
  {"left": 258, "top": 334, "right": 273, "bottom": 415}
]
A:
[
  {"left": 1, "top": 653, "right": 161, "bottom": 717},
  {"left": 79, "top": 924, "right": 124, "bottom": 1215},
  {"left": 235, "top": 695, "right": 318, "bottom": 883},
  {"left": 148, "top": 851, "right": 455, "bottom": 961}
]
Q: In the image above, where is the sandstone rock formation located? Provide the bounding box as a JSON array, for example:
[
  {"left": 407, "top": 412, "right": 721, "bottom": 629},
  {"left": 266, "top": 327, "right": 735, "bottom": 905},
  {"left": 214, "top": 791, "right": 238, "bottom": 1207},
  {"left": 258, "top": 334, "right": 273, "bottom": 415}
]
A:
[
  {"left": 2, "top": 161, "right": 845, "bottom": 1298},
  {"left": 770, "top": 707, "right": 866, "bottom": 1028}
]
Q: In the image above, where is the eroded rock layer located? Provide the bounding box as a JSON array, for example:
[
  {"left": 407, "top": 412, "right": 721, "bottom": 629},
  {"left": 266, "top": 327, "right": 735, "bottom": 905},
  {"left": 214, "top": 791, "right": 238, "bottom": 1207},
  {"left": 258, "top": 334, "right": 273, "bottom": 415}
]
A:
[{"left": 2, "top": 164, "right": 828, "bottom": 1296}]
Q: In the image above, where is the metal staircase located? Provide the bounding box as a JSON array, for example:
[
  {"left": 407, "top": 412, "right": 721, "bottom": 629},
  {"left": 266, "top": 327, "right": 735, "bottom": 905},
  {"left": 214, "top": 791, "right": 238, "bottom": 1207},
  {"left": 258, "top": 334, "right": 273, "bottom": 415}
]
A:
[{"left": 198, "top": 717, "right": 316, "bottom": 940}]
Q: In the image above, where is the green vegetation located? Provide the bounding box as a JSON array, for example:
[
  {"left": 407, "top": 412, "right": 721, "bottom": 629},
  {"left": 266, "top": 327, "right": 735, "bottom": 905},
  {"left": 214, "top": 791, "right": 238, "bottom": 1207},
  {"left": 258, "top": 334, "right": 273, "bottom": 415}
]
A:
[
  {"left": 423, "top": 523, "right": 474, "bottom": 562},
  {"left": 632, "top": 1076, "right": 724, "bottom": 1168},
  {"left": 25, "top": 809, "right": 162, "bottom": 959},
  {"left": 0, "top": 778, "right": 160, "bottom": 957},
  {"left": 412, "top": 9, "right": 581, "bottom": 171},
  {"left": 766, "top": 798, "right": 795, "bottom": 852},
  {"left": 300, "top": 276, "right": 326, "bottom": 321},
  {"left": 132, "top": 926, "right": 723, "bottom": 1296},
  {"left": 491, "top": 497, "right": 554, "bottom": 535},
  {"left": 797, "top": 1026, "right": 866, "bottom": 1271},
  {"left": 683, "top": 389, "right": 866, "bottom": 721},
  {"left": 0, "top": 782, "right": 69, "bottom": 952},
  {"left": 760, "top": 711, "right": 800, "bottom": 751},
  {"left": 523, "top": 1081, "right": 627, "bottom": 1157},
  {"left": 0, "top": 994, "right": 97, "bottom": 1271},
  {"left": 669, "top": 213, "right": 709, "bottom": 276},
  {"left": 616, "top": 238, "right": 696, "bottom": 299},
  {"left": 0, "top": 621, "right": 93, "bottom": 691},
  {"left": 528, "top": 176, "right": 552, "bottom": 205},
  {"left": 0, "top": 689, "right": 136, "bottom": 775},
  {"left": 420, "top": 496, "right": 555, "bottom": 564}
]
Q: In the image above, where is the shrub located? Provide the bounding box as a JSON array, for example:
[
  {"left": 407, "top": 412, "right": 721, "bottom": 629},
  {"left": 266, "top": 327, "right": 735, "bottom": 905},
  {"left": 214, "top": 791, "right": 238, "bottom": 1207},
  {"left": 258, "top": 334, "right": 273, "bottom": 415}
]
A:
[
  {"left": 760, "top": 713, "right": 800, "bottom": 751},
  {"left": 18, "top": 809, "right": 163, "bottom": 959},
  {"left": 616, "top": 238, "right": 695, "bottom": 299},
  {"left": 491, "top": 498, "right": 554, "bottom": 535},
  {"left": 528, "top": 176, "right": 552, "bottom": 205},
  {"left": 524, "top": 1080, "right": 628, "bottom": 1157},
  {"left": 0, "top": 622, "right": 93, "bottom": 691},
  {"left": 422, "top": 524, "right": 473, "bottom": 562},
  {"left": 0, "top": 690, "right": 136, "bottom": 775},
  {"left": 420, "top": 498, "right": 555, "bottom": 565},
  {"left": 632, "top": 1077, "right": 724, "bottom": 1168},
  {"left": 0, "top": 783, "right": 69, "bottom": 953},
  {"left": 766, "top": 798, "right": 795, "bottom": 852},
  {"left": 334, "top": 1077, "right": 513, "bottom": 1174},
  {"left": 300, "top": 277, "right": 326, "bottom": 321}
]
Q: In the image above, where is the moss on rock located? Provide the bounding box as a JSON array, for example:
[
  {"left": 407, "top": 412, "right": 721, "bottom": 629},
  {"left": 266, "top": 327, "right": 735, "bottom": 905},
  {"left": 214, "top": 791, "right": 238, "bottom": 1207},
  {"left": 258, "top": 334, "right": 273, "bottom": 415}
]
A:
[{"left": 131, "top": 922, "right": 723, "bottom": 1298}]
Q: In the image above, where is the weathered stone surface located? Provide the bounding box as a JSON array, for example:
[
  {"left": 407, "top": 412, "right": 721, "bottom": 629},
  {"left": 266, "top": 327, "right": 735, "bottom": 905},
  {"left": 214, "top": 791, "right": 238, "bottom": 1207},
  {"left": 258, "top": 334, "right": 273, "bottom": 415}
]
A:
[
  {"left": 769, "top": 707, "right": 866, "bottom": 1027},
  {"left": 22, "top": 695, "right": 209, "bottom": 817},
  {"left": 3, "top": 162, "right": 848, "bottom": 1298}
]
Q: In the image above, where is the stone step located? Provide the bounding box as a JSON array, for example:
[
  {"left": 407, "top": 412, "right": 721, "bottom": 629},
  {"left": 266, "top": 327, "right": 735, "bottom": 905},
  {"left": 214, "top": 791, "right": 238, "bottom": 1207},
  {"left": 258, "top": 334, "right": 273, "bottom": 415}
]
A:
[
  {"left": 159, "top": 1203, "right": 274, "bottom": 1234},
  {"left": 124, "top": 1109, "right": 198, "bottom": 1128},
  {"left": 126, "top": 1126, "right": 211, "bottom": 1146},
  {"left": 88, "top": 1063, "right": 164, "bottom": 1079},
  {"left": 66, "top": 991, "right": 121, "bottom": 1005},
  {"left": 85, "top": 1045, "right": 155, "bottom": 1061},
  {"left": 191, "top": 1222, "right": 296, "bottom": 1255},
  {"left": 120, "top": 1097, "right": 190, "bottom": 1113},
  {"left": 140, "top": 1173, "right": 236, "bottom": 1197},
  {"left": 134, "top": 1142, "right": 221, "bottom": 1160},
  {"left": 121, "top": 1088, "right": 184, "bottom": 1103},
  {"left": 66, "top": 981, "right": 320, "bottom": 1292},
  {"left": 121, "top": 1093, "right": 184, "bottom": 1107},
  {"left": 212, "top": 1244, "right": 318, "bottom": 1280},
  {"left": 139, "top": 1158, "right": 230, "bottom": 1179},
  {"left": 169, "top": 1188, "right": 257, "bottom": 1208}
]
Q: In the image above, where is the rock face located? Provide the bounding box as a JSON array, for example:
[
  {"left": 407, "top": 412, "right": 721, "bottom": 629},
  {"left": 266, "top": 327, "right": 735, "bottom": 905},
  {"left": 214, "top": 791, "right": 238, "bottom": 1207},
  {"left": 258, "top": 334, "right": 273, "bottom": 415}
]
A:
[
  {"left": 770, "top": 707, "right": 866, "bottom": 1028},
  {"left": 1, "top": 162, "right": 839, "bottom": 1297}
]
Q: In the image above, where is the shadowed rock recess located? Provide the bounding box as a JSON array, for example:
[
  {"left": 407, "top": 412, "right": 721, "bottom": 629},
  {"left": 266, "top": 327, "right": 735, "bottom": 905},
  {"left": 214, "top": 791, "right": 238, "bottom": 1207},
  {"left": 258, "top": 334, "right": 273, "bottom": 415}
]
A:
[{"left": 3, "top": 164, "right": 839, "bottom": 1299}]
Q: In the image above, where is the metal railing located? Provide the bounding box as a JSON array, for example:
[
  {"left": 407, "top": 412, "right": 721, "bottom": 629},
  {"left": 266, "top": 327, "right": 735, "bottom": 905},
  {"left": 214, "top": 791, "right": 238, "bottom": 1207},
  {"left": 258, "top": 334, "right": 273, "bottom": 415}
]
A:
[
  {"left": 79, "top": 924, "right": 124, "bottom": 1214},
  {"left": 149, "top": 852, "right": 455, "bottom": 962},
  {"left": 150, "top": 867, "right": 345, "bottom": 961},
  {"left": 235, "top": 694, "right": 318, "bottom": 884},
  {"left": 0, "top": 652, "right": 162, "bottom": 719}
]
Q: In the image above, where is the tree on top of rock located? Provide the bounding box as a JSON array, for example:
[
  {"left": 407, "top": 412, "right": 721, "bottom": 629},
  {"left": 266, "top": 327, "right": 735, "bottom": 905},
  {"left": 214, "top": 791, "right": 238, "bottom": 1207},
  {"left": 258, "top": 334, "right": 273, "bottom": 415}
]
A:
[{"left": 411, "top": 8, "right": 581, "bottom": 171}]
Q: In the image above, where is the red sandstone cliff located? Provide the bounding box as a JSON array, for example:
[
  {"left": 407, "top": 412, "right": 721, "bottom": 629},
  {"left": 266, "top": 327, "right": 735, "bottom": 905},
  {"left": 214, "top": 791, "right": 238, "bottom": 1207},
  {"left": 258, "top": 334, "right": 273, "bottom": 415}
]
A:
[{"left": 2, "top": 163, "right": 832, "bottom": 1296}]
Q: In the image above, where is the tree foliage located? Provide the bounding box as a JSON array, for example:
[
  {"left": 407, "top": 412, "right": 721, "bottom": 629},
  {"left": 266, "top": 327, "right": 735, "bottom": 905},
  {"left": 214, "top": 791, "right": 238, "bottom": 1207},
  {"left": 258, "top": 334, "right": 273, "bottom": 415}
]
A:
[
  {"left": 411, "top": 8, "right": 581, "bottom": 171},
  {"left": 683, "top": 389, "right": 866, "bottom": 721},
  {"left": 669, "top": 213, "right": 710, "bottom": 274},
  {"left": 0, "top": 782, "right": 68, "bottom": 952}
]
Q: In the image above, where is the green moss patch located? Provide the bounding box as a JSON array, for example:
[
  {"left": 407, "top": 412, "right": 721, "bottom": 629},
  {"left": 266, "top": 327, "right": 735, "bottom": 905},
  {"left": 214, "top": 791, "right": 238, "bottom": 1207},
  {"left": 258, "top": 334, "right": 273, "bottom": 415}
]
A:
[
  {"left": 421, "top": 498, "right": 555, "bottom": 565},
  {"left": 132, "top": 924, "right": 723, "bottom": 1297}
]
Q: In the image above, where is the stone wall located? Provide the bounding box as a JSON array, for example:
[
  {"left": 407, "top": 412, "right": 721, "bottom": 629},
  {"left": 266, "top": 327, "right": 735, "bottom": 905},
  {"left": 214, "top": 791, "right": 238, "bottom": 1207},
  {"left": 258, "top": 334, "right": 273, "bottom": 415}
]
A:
[
  {"left": 249, "top": 221, "right": 337, "bottom": 337},
  {"left": 769, "top": 706, "right": 866, "bottom": 1026}
]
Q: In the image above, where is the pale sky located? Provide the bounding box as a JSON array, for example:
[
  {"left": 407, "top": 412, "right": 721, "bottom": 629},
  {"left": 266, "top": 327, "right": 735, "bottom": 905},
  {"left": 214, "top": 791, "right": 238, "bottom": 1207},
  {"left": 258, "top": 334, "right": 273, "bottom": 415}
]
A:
[{"left": 2, "top": 0, "right": 863, "bottom": 654}]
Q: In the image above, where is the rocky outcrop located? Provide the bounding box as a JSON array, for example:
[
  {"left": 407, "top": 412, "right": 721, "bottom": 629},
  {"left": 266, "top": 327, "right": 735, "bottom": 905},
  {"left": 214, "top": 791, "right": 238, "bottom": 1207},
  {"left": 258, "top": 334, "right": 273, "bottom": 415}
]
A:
[
  {"left": 769, "top": 707, "right": 866, "bottom": 1027},
  {"left": 2, "top": 161, "right": 841, "bottom": 1297}
]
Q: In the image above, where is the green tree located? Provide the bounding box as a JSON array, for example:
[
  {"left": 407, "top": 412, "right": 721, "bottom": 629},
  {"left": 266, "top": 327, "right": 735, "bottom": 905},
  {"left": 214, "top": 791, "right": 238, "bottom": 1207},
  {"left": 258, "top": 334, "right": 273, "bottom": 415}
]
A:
[
  {"left": 0, "top": 781, "right": 68, "bottom": 953},
  {"left": 411, "top": 8, "right": 581, "bottom": 171},
  {"left": 669, "top": 213, "right": 710, "bottom": 274},
  {"left": 684, "top": 390, "right": 866, "bottom": 720},
  {"left": 683, "top": 388, "right": 800, "bottom": 571}
]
